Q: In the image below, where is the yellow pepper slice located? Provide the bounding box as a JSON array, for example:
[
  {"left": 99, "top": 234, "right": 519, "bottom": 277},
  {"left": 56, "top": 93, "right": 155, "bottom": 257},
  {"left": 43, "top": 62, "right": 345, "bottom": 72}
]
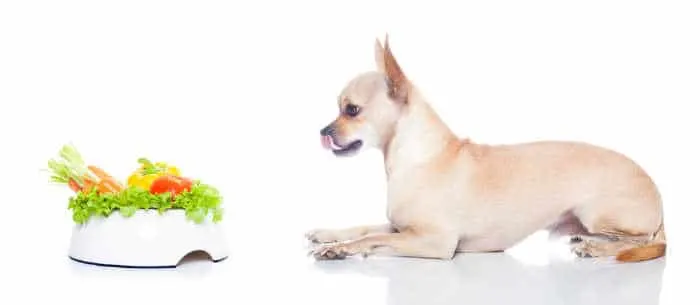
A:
[
  {"left": 127, "top": 173, "right": 160, "bottom": 190},
  {"left": 155, "top": 161, "right": 181, "bottom": 176},
  {"left": 126, "top": 158, "right": 182, "bottom": 190}
]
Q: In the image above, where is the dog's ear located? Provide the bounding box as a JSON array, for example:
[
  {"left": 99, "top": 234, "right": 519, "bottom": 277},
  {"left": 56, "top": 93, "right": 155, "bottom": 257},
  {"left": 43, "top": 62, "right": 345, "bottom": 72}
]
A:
[
  {"left": 382, "top": 35, "right": 409, "bottom": 103},
  {"left": 374, "top": 38, "right": 386, "bottom": 74}
]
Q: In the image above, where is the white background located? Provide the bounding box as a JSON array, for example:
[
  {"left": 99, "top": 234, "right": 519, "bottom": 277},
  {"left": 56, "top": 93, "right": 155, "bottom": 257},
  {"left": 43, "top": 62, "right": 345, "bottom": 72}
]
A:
[{"left": 1, "top": 1, "right": 699, "bottom": 304}]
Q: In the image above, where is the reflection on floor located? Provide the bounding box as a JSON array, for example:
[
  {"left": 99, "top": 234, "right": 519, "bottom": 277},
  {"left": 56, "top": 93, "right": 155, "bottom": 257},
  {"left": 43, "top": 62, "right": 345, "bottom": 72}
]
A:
[{"left": 309, "top": 232, "right": 666, "bottom": 305}]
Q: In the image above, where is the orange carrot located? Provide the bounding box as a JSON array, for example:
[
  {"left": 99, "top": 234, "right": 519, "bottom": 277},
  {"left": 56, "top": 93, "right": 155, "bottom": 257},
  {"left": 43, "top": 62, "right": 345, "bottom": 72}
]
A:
[
  {"left": 101, "top": 179, "right": 123, "bottom": 192},
  {"left": 87, "top": 165, "right": 113, "bottom": 180},
  {"left": 87, "top": 165, "right": 124, "bottom": 191},
  {"left": 68, "top": 179, "right": 82, "bottom": 193},
  {"left": 82, "top": 175, "right": 96, "bottom": 192},
  {"left": 96, "top": 180, "right": 118, "bottom": 193}
]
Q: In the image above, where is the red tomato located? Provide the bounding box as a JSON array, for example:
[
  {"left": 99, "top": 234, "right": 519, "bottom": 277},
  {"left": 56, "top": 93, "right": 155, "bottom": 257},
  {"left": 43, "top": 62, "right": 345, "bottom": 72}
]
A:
[{"left": 149, "top": 175, "right": 193, "bottom": 196}]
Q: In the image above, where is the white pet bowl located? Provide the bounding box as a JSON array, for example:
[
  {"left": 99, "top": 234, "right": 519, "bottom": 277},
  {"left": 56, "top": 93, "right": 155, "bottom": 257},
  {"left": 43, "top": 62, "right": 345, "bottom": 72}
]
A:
[{"left": 68, "top": 209, "right": 229, "bottom": 268}]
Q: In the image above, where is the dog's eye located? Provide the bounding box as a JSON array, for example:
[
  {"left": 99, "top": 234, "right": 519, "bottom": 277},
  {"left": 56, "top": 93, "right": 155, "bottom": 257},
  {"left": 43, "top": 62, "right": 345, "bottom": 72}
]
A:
[{"left": 344, "top": 104, "right": 360, "bottom": 117}]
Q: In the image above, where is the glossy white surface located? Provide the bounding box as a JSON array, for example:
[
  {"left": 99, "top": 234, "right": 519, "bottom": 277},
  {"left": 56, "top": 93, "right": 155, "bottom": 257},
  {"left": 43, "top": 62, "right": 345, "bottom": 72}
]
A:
[
  {"left": 58, "top": 232, "right": 678, "bottom": 305},
  {"left": 68, "top": 209, "right": 228, "bottom": 267},
  {"left": 308, "top": 254, "right": 666, "bottom": 305}
]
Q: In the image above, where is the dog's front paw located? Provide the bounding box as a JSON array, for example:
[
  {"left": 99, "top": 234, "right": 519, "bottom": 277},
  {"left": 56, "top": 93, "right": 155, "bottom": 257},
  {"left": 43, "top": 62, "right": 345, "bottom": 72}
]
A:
[
  {"left": 305, "top": 229, "right": 342, "bottom": 244},
  {"left": 309, "top": 243, "right": 351, "bottom": 260}
]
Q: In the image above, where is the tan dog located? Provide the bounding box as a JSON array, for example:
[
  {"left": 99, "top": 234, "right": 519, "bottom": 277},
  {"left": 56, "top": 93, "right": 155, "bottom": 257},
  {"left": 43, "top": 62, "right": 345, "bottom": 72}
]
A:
[{"left": 307, "top": 36, "right": 666, "bottom": 263}]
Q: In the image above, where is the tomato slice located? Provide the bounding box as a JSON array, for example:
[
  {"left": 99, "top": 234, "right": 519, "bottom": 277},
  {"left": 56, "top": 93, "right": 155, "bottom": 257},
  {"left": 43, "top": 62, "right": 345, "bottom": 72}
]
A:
[{"left": 149, "top": 175, "right": 193, "bottom": 196}]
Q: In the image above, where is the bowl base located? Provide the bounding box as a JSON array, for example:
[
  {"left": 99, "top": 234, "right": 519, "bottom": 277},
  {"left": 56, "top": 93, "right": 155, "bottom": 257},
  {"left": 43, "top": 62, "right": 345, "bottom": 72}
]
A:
[{"left": 68, "top": 255, "right": 228, "bottom": 269}]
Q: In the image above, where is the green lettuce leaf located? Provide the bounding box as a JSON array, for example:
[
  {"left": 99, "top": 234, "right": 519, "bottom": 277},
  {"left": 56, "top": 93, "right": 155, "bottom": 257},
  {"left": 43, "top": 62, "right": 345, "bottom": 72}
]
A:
[{"left": 67, "top": 182, "right": 224, "bottom": 225}]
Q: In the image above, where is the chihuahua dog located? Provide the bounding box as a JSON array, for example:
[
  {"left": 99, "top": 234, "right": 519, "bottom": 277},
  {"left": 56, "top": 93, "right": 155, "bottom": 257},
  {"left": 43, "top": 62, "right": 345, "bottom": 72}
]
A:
[{"left": 307, "top": 36, "right": 666, "bottom": 263}]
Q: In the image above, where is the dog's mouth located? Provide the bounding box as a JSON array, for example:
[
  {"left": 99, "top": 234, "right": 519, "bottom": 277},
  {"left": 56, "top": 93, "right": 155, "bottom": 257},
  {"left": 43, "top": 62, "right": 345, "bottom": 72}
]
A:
[{"left": 321, "top": 135, "right": 363, "bottom": 156}]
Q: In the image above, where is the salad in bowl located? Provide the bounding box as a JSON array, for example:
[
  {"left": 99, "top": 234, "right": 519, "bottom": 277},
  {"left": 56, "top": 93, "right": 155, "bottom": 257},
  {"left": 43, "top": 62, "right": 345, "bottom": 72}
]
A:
[
  {"left": 47, "top": 144, "right": 224, "bottom": 225},
  {"left": 46, "top": 144, "right": 228, "bottom": 268}
]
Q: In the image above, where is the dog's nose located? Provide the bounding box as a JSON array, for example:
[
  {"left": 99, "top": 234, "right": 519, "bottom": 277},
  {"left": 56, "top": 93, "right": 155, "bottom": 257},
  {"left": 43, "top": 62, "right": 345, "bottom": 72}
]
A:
[{"left": 320, "top": 125, "right": 334, "bottom": 136}]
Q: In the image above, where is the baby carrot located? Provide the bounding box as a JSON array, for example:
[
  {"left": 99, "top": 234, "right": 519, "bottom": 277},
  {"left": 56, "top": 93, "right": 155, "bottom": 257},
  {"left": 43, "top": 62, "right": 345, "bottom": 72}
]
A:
[
  {"left": 82, "top": 175, "right": 96, "bottom": 192},
  {"left": 97, "top": 180, "right": 118, "bottom": 193},
  {"left": 88, "top": 165, "right": 124, "bottom": 191},
  {"left": 68, "top": 179, "right": 82, "bottom": 193}
]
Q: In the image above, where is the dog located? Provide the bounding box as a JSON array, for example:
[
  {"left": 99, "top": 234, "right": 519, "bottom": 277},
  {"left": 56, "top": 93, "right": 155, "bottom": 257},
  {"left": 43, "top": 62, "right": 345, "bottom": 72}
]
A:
[{"left": 307, "top": 35, "right": 666, "bottom": 263}]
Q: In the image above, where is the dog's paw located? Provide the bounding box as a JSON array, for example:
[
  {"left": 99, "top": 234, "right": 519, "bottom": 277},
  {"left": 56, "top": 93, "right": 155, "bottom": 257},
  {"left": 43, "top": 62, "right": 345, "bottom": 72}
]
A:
[
  {"left": 571, "top": 244, "right": 593, "bottom": 258},
  {"left": 305, "top": 229, "right": 342, "bottom": 244},
  {"left": 570, "top": 239, "right": 592, "bottom": 257},
  {"left": 570, "top": 240, "right": 606, "bottom": 258},
  {"left": 309, "top": 243, "right": 350, "bottom": 260}
]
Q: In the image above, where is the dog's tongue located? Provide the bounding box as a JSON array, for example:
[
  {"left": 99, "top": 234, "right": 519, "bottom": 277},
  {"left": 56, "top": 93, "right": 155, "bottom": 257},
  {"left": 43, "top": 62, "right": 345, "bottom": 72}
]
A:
[{"left": 321, "top": 135, "right": 332, "bottom": 150}]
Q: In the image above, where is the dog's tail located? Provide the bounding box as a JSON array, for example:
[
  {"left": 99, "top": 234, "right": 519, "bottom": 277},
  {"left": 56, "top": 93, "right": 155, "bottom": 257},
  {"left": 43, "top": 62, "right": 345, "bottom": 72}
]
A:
[{"left": 615, "top": 220, "right": 666, "bottom": 263}]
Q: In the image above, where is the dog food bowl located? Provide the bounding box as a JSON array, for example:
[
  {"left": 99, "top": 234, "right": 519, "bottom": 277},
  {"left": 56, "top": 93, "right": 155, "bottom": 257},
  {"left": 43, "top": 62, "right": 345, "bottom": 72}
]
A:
[{"left": 68, "top": 209, "right": 229, "bottom": 268}]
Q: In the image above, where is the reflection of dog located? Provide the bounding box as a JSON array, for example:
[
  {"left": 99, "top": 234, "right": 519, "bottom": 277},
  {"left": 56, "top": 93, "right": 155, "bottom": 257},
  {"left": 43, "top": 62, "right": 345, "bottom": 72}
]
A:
[
  {"left": 308, "top": 36, "right": 666, "bottom": 262},
  {"left": 312, "top": 253, "right": 666, "bottom": 305}
]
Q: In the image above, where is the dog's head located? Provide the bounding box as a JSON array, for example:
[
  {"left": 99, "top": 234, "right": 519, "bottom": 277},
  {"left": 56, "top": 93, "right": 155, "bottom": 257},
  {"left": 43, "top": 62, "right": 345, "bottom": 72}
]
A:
[{"left": 320, "top": 36, "right": 411, "bottom": 157}]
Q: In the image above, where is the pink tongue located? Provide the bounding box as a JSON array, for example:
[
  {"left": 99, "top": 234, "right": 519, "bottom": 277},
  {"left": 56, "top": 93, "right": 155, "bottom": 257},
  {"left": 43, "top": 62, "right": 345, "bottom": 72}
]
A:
[{"left": 321, "top": 135, "right": 332, "bottom": 150}]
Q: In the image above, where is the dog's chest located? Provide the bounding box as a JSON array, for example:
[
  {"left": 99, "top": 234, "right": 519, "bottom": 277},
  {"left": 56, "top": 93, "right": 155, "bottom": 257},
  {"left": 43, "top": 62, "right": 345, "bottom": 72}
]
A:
[
  {"left": 383, "top": 159, "right": 479, "bottom": 230},
  {"left": 385, "top": 171, "right": 452, "bottom": 226}
]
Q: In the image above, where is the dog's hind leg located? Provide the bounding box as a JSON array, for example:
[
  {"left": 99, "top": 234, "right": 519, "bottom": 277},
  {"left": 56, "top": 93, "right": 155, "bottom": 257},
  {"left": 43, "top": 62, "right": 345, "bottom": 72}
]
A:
[
  {"left": 305, "top": 224, "right": 395, "bottom": 244},
  {"left": 547, "top": 210, "right": 591, "bottom": 241},
  {"left": 569, "top": 197, "right": 665, "bottom": 262},
  {"left": 570, "top": 235, "right": 649, "bottom": 257}
]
